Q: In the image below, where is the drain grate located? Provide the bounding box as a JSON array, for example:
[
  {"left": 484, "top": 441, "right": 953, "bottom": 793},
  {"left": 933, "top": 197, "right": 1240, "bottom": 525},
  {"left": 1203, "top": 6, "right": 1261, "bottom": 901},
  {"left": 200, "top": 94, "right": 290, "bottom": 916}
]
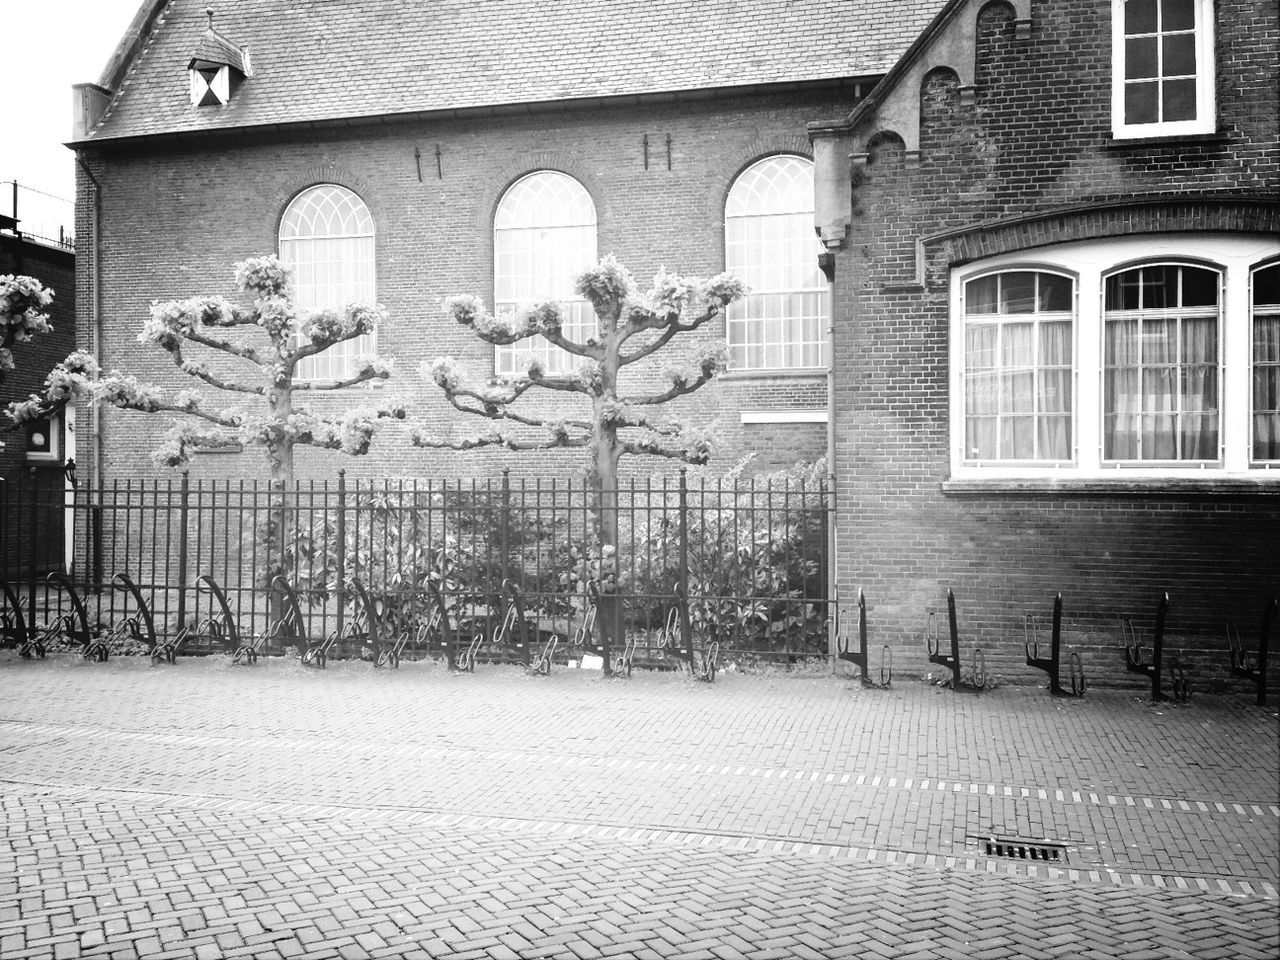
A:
[{"left": 972, "top": 836, "right": 1068, "bottom": 863}]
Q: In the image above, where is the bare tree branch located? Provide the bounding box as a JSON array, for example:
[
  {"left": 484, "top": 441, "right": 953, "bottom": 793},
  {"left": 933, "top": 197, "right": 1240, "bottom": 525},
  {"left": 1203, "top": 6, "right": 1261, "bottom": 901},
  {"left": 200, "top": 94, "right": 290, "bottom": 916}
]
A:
[
  {"left": 292, "top": 366, "right": 391, "bottom": 391},
  {"left": 412, "top": 426, "right": 590, "bottom": 452},
  {"left": 164, "top": 345, "right": 266, "bottom": 395}
]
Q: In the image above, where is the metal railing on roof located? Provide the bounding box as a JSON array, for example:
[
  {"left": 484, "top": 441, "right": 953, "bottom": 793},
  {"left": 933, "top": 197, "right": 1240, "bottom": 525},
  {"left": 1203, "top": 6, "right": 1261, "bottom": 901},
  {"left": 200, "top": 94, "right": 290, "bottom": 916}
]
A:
[{"left": 0, "top": 181, "right": 75, "bottom": 251}]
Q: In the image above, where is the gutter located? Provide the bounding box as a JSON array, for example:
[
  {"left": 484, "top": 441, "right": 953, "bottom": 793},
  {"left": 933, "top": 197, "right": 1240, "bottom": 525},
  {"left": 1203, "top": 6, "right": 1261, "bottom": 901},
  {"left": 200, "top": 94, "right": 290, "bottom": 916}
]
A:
[{"left": 67, "top": 75, "right": 879, "bottom": 152}]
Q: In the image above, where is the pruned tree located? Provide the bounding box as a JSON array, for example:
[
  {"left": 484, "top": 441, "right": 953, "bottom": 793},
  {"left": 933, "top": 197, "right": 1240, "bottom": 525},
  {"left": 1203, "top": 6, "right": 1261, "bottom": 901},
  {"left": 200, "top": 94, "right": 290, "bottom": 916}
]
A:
[
  {"left": 1, "top": 273, "right": 55, "bottom": 383},
  {"left": 7, "top": 256, "right": 404, "bottom": 486},
  {"left": 0, "top": 274, "right": 55, "bottom": 450},
  {"left": 412, "top": 255, "right": 746, "bottom": 590}
]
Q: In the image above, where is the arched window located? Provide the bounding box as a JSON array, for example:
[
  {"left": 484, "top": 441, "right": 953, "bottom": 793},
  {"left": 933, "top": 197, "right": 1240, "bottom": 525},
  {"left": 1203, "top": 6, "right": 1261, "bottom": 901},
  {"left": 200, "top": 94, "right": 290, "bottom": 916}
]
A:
[
  {"left": 962, "top": 270, "right": 1075, "bottom": 462},
  {"left": 1103, "top": 263, "right": 1220, "bottom": 461},
  {"left": 279, "top": 184, "right": 376, "bottom": 382},
  {"left": 494, "top": 171, "right": 597, "bottom": 376},
  {"left": 724, "top": 155, "right": 827, "bottom": 370}
]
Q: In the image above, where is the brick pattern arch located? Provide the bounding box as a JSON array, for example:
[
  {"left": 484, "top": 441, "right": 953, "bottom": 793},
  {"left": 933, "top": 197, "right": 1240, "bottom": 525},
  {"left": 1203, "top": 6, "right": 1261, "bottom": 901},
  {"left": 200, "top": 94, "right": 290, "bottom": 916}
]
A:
[
  {"left": 929, "top": 197, "right": 1280, "bottom": 266},
  {"left": 866, "top": 130, "right": 908, "bottom": 167},
  {"left": 470, "top": 153, "right": 608, "bottom": 243},
  {"left": 920, "top": 67, "right": 964, "bottom": 137},
  {"left": 269, "top": 164, "right": 379, "bottom": 239},
  {"left": 709, "top": 136, "right": 813, "bottom": 220}
]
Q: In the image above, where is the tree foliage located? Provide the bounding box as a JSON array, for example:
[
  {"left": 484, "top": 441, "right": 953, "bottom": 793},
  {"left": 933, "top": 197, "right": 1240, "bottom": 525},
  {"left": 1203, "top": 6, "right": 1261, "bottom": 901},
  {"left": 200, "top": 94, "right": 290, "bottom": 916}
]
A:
[
  {"left": 6, "top": 257, "right": 404, "bottom": 482},
  {"left": 412, "top": 256, "right": 746, "bottom": 538}
]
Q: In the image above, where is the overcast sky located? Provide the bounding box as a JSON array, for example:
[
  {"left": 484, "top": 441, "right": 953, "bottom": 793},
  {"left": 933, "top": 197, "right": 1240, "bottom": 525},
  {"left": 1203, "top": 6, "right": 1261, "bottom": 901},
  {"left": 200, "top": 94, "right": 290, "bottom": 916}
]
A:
[{"left": 1, "top": 1, "right": 141, "bottom": 235}]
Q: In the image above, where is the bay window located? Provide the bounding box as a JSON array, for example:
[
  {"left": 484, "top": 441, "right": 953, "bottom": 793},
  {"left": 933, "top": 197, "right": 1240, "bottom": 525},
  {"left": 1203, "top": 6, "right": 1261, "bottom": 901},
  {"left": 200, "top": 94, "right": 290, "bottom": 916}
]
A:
[{"left": 951, "top": 235, "right": 1280, "bottom": 480}]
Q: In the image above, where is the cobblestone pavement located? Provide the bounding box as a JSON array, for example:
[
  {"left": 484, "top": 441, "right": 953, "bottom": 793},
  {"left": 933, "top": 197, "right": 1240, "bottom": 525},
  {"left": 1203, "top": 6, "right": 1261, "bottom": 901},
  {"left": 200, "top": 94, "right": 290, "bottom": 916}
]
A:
[{"left": 1, "top": 654, "right": 1277, "bottom": 959}]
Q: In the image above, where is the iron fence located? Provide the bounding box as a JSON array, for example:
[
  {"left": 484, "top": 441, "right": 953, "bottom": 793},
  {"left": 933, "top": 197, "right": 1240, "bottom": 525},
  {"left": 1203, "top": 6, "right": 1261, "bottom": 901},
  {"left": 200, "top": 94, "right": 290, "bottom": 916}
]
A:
[{"left": 1, "top": 470, "right": 831, "bottom": 667}]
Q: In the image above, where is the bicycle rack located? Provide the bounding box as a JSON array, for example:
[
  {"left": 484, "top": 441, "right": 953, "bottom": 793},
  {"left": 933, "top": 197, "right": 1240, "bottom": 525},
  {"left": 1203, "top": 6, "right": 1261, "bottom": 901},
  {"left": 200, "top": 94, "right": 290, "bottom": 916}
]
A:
[
  {"left": 493, "top": 579, "right": 532, "bottom": 669},
  {"left": 1227, "top": 597, "right": 1274, "bottom": 706},
  {"left": 268, "top": 575, "right": 308, "bottom": 658},
  {"left": 44, "top": 572, "right": 102, "bottom": 661},
  {"left": 529, "top": 633, "right": 560, "bottom": 676},
  {"left": 1024, "top": 593, "right": 1085, "bottom": 697},
  {"left": 926, "top": 589, "right": 988, "bottom": 692},
  {"left": 112, "top": 573, "right": 158, "bottom": 658},
  {"left": 162, "top": 615, "right": 225, "bottom": 663},
  {"left": 613, "top": 632, "right": 638, "bottom": 678},
  {"left": 2, "top": 581, "right": 39, "bottom": 658},
  {"left": 1123, "top": 592, "right": 1186, "bottom": 701},
  {"left": 835, "top": 588, "right": 891, "bottom": 688},
  {"left": 415, "top": 579, "right": 454, "bottom": 669},
  {"left": 567, "top": 579, "right": 607, "bottom": 669},
  {"left": 344, "top": 577, "right": 384, "bottom": 668},
  {"left": 456, "top": 629, "right": 485, "bottom": 672},
  {"left": 191, "top": 575, "right": 257, "bottom": 665},
  {"left": 376, "top": 609, "right": 437, "bottom": 670},
  {"left": 659, "top": 585, "right": 717, "bottom": 683}
]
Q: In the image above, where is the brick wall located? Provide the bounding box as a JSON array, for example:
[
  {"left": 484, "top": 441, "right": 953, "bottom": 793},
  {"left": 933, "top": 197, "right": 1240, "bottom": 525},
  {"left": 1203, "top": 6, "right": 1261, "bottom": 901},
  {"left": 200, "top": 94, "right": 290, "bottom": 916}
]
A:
[
  {"left": 76, "top": 88, "right": 857, "bottom": 489},
  {"left": 829, "top": 0, "right": 1280, "bottom": 689},
  {"left": 1, "top": 235, "right": 75, "bottom": 575}
]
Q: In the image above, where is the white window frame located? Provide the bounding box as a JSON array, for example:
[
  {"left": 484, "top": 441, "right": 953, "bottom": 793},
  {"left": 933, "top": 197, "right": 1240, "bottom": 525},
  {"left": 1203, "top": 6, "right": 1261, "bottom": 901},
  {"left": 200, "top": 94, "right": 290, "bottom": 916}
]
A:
[
  {"left": 949, "top": 234, "right": 1280, "bottom": 480},
  {"left": 959, "top": 268, "right": 1078, "bottom": 467},
  {"left": 1101, "top": 260, "right": 1223, "bottom": 465},
  {"left": 1252, "top": 260, "right": 1280, "bottom": 467},
  {"left": 278, "top": 184, "right": 377, "bottom": 384},
  {"left": 1111, "top": 0, "right": 1215, "bottom": 139},
  {"left": 493, "top": 171, "right": 597, "bottom": 377},
  {"left": 724, "top": 155, "right": 829, "bottom": 372}
]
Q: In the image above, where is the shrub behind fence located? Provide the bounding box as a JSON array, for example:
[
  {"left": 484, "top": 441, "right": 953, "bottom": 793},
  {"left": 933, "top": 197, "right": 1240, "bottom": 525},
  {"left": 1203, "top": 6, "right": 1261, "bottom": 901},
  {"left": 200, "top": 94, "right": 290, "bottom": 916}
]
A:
[{"left": 1, "top": 469, "right": 831, "bottom": 665}]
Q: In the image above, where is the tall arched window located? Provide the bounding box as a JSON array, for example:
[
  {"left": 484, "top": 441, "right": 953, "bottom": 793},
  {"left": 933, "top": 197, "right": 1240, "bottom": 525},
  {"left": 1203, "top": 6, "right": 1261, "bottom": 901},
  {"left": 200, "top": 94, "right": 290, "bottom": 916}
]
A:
[
  {"left": 279, "top": 184, "right": 376, "bottom": 382},
  {"left": 724, "top": 155, "right": 827, "bottom": 370},
  {"left": 494, "top": 171, "right": 597, "bottom": 376}
]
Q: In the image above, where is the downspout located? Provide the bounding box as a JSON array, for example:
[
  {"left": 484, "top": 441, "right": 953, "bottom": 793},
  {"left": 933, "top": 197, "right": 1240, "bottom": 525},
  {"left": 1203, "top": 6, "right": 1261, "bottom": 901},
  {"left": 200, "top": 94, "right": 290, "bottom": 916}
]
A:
[
  {"left": 820, "top": 252, "right": 837, "bottom": 662},
  {"left": 75, "top": 155, "right": 102, "bottom": 492}
]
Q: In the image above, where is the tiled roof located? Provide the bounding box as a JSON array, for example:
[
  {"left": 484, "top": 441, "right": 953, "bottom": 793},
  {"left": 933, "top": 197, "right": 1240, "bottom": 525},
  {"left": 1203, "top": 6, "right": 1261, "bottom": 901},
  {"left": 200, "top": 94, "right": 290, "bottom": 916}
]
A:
[
  {"left": 189, "top": 25, "right": 248, "bottom": 75},
  {"left": 80, "top": 0, "right": 945, "bottom": 144}
]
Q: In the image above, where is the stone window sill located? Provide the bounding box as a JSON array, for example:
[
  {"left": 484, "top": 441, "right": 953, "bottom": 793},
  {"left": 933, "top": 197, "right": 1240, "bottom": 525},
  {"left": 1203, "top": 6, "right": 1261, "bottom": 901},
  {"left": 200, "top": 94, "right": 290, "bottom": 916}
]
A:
[
  {"left": 942, "top": 476, "right": 1280, "bottom": 497},
  {"left": 1103, "top": 130, "right": 1229, "bottom": 149},
  {"left": 720, "top": 368, "right": 828, "bottom": 382}
]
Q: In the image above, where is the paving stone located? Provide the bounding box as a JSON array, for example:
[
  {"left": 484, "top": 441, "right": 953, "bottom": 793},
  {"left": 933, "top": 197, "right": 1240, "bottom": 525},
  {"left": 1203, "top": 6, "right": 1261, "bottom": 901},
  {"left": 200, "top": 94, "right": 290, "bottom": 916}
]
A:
[{"left": 0, "top": 660, "right": 1275, "bottom": 960}]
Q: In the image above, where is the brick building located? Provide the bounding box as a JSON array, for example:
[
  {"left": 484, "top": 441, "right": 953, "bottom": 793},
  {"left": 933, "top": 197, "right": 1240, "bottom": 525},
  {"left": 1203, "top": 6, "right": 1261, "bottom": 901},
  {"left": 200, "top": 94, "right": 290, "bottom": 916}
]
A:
[
  {"left": 1, "top": 221, "right": 76, "bottom": 575},
  {"left": 64, "top": 0, "right": 1277, "bottom": 681},
  {"left": 67, "top": 0, "right": 942, "bottom": 489},
  {"left": 810, "top": 0, "right": 1279, "bottom": 678}
]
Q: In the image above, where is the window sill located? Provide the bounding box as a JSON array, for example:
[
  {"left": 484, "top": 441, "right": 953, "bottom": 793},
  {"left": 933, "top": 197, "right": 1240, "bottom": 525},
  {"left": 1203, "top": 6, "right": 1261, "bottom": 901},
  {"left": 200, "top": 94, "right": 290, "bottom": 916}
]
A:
[
  {"left": 720, "top": 368, "right": 828, "bottom": 382},
  {"left": 942, "top": 476, "right": 1280, "bottom": 497},
  {"left": 1103, "top": 130, "right": 1228, "bottom": 149}
]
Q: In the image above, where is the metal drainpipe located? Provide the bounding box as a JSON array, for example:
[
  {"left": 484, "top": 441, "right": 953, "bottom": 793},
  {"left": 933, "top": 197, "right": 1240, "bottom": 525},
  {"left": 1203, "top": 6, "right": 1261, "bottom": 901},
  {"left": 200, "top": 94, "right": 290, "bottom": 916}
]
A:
[
  {"left": 823, "top": 252, "right": 838, "bottom": 663},
  {"left": 75, "top": 156, "right": 102, "bottom": 491}
]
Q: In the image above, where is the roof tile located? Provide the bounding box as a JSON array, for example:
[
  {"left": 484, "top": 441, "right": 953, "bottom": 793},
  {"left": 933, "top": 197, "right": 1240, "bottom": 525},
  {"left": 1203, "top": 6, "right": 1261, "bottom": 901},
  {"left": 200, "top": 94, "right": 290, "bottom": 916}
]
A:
[{"left": 85, "top": 0, "right": 944, "bottom": 142}]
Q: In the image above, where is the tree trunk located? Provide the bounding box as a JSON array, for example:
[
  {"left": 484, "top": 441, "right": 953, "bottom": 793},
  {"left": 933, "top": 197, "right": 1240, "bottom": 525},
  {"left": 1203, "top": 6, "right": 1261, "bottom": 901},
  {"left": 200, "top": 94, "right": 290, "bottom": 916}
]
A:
[
  {"left": 591, "top": 431, "right": 622, "bottom": 675},
  {"left": 266, "top": 389, "right": 296, "bottom": 648}
]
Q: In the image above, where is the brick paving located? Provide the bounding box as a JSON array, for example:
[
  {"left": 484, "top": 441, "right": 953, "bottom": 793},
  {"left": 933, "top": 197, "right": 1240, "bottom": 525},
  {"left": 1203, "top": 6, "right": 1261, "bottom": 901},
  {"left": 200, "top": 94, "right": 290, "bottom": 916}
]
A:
[{"left": 1, "top": 653, "right": 1277, "bottom": 959}]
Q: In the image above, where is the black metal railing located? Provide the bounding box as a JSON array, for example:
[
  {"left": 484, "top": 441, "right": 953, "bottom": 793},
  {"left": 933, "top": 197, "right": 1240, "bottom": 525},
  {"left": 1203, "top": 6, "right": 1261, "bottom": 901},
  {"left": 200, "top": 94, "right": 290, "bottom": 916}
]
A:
[{"left": 1, "top": 469, "right": 830, "bottom": 669}]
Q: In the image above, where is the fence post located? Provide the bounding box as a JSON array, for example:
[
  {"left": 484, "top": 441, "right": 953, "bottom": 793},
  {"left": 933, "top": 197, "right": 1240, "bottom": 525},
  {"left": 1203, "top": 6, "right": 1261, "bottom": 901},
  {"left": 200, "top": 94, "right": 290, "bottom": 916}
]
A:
[
  {"left": 678, "top": 467, "right": 694, "bottom": 672},
  {"left": 500, "top": 468, "right": 511, "bottom": 586},
  {"left": 28, "top": 469, "right": 39, "bottom": 637},
  {"left": 175, "top": 470, "right": 190, "bottom": 632},
  {"left": 336, "top": 469, "right": 347, "bottom": 636}
]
